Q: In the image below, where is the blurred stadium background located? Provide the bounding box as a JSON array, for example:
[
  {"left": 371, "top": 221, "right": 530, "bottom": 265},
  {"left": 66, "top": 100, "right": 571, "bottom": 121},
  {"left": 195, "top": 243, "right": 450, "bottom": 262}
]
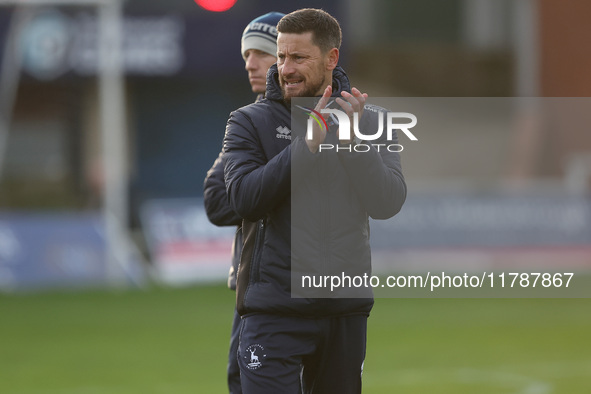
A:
[{"left": 0, "top": 0, "right": 590, "bottom": 392}]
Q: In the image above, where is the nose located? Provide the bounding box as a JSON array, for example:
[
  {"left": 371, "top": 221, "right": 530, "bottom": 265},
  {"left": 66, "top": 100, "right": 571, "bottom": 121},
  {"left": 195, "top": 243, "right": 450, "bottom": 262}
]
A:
[
  {"left": 280, "top": 57, "right": 295, "bottom": 76},
  {"left": 245, "top": 55, "right": 258, "bottom": 71}
]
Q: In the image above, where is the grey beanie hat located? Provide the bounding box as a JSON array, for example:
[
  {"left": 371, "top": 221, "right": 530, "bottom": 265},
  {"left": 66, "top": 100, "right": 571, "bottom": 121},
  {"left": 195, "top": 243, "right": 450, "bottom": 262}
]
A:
[{"left": 241, "top": 12, "right": 285, "bottom": 57}]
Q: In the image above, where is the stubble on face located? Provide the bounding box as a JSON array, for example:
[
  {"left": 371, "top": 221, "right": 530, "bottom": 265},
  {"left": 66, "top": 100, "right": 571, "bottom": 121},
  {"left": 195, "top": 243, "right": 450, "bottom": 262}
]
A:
[
  {"left": 280, "top": 64, "right": 327, "bottom": 105},
  {"left": 277, "top": 32, "right": 331, "bottom": 105}
]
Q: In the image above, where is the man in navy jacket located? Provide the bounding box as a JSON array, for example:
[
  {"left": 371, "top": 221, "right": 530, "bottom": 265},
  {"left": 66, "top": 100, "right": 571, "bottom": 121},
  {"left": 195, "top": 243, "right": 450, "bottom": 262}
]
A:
[
  {"left": 223, "top": 9, "right": 406, "bottom": 394},
  {"left": 203, "top": 11, "right": 284, "bottom": 394}
]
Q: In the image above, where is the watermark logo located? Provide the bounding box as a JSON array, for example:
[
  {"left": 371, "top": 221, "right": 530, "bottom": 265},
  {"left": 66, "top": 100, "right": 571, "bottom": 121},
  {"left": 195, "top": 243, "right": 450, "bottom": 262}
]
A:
[
  {"left": 301, "top": 106, "right": 418, "bottom": 152},
  {"left": 303, "top": 107, "right": 329, "bottom": 133}
]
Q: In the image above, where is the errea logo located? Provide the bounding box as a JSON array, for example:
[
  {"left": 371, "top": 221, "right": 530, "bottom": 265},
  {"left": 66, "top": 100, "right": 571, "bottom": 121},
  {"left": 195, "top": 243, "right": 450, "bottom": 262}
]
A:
[
  {"left": 246, "top": 22, "right": 278, "bottom": 37},
  {"left": 276, "top": 125, "right": 291, "bottom": 140}
]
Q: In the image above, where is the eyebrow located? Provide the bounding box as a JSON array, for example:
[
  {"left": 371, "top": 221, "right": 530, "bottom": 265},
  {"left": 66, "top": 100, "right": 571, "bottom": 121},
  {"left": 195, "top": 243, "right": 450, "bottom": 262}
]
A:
[{"left": 278, "top": 51, "right": 307, "bottom": 57}]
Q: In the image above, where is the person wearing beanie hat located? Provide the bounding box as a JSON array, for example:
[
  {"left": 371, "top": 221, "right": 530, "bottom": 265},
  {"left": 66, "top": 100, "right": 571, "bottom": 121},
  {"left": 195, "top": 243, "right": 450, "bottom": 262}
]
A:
[
  {"left": 241, "top": 12, "right": 285, "bottom": 94},
  {"left": 203, "top": 11, "right": 283, "bottom": 394}
]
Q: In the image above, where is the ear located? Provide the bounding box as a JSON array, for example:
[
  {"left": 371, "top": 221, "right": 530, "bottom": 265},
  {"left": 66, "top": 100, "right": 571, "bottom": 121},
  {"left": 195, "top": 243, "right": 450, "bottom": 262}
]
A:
[{"left": 325, "top": 48, "right": 339, "bottom": 71}]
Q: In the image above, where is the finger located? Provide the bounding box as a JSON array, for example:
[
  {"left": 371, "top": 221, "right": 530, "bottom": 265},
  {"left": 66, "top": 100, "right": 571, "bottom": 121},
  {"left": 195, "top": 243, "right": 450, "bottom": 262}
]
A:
[
  {"left": 351, "top": 88, "right": 368, "bottom": 107},
  {"left": 351, "top": 87, "right": 363, "bottom": 97},
  {"left": 351, "top": 87, "right": 368, "bottom": 97},
  {"left": 340, "top": 91, "right": 362, "bottom": 113},
  {"left": 335, "top": 97, "right": 354, "bottom": 117},
  {"left": 315, "top": 85, "right": 332, "bottom": 111}
]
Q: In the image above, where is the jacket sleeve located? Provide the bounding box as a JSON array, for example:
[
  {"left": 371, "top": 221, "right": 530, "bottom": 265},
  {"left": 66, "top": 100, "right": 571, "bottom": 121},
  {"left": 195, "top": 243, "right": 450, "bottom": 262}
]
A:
[
  {"left": 203, "top": 151, "right": 242, "bottom": 227},
  {"left": 222, "top": 109, "right": 292, "bottom": 222},
  {"left": 336, "top": 112, "right": 407, "bottom": 220}
]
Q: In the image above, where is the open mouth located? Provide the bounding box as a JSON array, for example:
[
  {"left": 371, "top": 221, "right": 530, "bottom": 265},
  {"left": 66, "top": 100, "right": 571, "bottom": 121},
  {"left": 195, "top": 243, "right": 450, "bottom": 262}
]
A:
[{"left": 284, "top": 80, "right": 303, "bottom": 88}]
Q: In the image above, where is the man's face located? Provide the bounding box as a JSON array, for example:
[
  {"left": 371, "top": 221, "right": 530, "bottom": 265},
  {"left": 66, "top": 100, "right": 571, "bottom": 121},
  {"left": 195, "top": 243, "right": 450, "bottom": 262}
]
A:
[
  {"left": 243, "top": 49, "right": 277, "bottom": 94},
  {"left": 277, "top": 32, "right": 330, "bottom": 101}
]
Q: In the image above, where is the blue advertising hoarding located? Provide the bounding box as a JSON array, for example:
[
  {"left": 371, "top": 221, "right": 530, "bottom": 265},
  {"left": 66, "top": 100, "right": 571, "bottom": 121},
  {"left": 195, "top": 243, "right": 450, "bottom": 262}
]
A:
[{"left": 0, "top": 212, "right": 143, "bottom": 292}]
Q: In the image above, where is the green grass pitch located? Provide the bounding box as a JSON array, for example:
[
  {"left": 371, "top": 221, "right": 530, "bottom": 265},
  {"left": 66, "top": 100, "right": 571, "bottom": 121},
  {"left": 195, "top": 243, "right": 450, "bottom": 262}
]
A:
[{"left": 1, "top": 284, "right": 590, "bottom": 393}]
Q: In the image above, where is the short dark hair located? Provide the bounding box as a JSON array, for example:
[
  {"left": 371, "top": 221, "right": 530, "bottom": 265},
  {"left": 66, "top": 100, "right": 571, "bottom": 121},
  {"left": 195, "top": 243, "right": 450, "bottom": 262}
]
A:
[{"left": 277, "top": 8, "right": 342, "bottom": 53}]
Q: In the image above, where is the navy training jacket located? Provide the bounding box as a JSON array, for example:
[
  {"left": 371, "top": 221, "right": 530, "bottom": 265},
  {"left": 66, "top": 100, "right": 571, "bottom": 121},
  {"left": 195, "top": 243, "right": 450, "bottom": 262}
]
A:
[{"left": 223, "top": 64, "right": 406, "bottom": 317}]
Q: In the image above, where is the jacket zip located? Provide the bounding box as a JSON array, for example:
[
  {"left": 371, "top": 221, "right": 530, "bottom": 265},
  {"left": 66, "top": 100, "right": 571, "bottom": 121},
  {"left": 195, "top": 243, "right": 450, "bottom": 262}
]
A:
[{"left": 250, "top": 218, "right": 266, "bottom": 283}]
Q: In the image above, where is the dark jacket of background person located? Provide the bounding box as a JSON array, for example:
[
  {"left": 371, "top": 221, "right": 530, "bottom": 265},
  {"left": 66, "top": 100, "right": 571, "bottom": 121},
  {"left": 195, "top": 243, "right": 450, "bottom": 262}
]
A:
[
  {"left": 203, "top": 93, "right": 264, "bottom": 290},
  {"left": 223, "top": 64, "right": 407, "bottom": 317},
  {"left": 203, "top": 152, "right": 243, "bottom": 290}
]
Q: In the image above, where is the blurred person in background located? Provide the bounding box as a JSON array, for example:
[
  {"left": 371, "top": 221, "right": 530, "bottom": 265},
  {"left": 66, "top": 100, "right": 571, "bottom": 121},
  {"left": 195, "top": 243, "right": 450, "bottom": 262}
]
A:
[
  {"left": 222, "top": 8, "right": 406, "bottom": 394},
  {"left": 203, "top": 11, "right": 284, "bottom": 394}
]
